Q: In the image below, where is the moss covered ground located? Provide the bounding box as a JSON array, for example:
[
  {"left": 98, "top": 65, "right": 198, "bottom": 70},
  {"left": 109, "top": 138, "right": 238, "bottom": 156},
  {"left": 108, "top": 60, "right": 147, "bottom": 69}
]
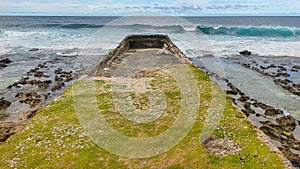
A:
[{"left": 0, "top": 64, "right": 284, "bottom": 168}]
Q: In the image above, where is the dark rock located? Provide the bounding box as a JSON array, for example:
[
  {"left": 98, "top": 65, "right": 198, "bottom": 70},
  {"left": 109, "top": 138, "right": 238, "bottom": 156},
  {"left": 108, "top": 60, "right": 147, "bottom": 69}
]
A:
[
  {"left": 54, "top": 68, "right": 63, "bottom": 74},
  {"left": 239, "top": 50, "right": 251, "bottom": 56},
  {"left": 279, "top": 147, "right": 300, "bottom": 167},
  {"left": 55, "top": 76, "right": 64, "bottom": 82},
  {"left": 29, "top": 48, "right": 39, "bottom": 51},
  {"left": 292, "top": 65, "right": 300, "bottom": 70},
  {"left": 282, "top": 85, "right": 294, "bottom": 93},
  {"left": 15, "top": 92, "right": 42, "bottom": 108},
  {"left": 34, "top": 71, "right": 44, "bottom": 78},
  {"left": 51, "top": 82, "right": 65, "bottom": 91},
  {"left": 0, "top": 58, "right": 12, "bottom": 64},
  {"left": 37, "top": 63, "right": 47, "bottom": 69},
  {"left": 64, "top": 74, "right": 73, "bottom": 82},
  {"left": 293, "top": 84, "right": 300, "bottom": 89},
  {"left": 242, "top": 109, "right": 255, "bottom": 117},
  {"left": 18, "top": 77, "right": 30, "bottom": 85},
  {"left": 0, "top": 98, "right": 11, "bottom": 109},
  {"left": 226, "top": 90, "right": 238, "bottom": 95},
  {"left": 267, "top": 64, "right": 277, "bottom": 69},
  {"left": 244, "top": 102, "right": 251, "bottom": 109},
  {"left": 238, "top": 95, "right": 249, "bottom": 102},
  {"left": 274, "top": 72, "right": 290, "bottom": 77},
  {"left": 265, "top": 107, "right": 283, "bottom": 116},
  {"left": 202, "top": 54, "right": 214, "bottom": 57},
  {"left": 0, "top": 63, "right": 7, "bottom": 68},
  {"left": 293, "top": 91, "right": 300, "bottom": 96},
  {"left": 276, "top": 115, "right": 297, "bottom": 131},
  {"left": 260, "top": 66, "right": 267, "bottom": 69},
  {"left": 260, "top": 124, "right": 284, "bottom": 140},
  {"left": 274, "top": 79, "right": 292, "bottom": 85},
  {"left": 37, "top": 80, "right": 52, "bottom": 90}
]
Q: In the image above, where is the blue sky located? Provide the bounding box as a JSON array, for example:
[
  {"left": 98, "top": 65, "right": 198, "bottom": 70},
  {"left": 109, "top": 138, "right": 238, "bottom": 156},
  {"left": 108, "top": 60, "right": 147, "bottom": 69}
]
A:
[{"left": 0, "top": 0, "right": 299, "bottom": 16}]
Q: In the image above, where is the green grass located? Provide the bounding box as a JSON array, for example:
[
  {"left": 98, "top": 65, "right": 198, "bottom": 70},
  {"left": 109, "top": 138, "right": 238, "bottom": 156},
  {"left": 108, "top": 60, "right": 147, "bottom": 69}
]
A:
[{"left": 0, "top": 64, "right": 284, "bottom": 169}]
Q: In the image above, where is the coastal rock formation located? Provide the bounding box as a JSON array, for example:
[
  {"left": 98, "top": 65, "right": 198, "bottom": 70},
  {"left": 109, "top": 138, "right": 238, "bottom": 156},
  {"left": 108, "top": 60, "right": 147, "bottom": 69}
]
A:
[
  {"left": 239, "top": 61, "right": 300, "bottom": 97},
  {"left": 0, "top": 58, "right": 12, "bottom": 68},
  {"left": 51, "top": 81, "right": 65, "bottom": 91},
  {"left": 239, "top": 50, "right": 251, "bottom": 56},
  {"left": 15, "top": 92, "right": 44, "bottom": 108},
  {"left": 29, "top": 48, "right": 39, "bottom": 51},
  {"left": 0, "top": 98, "right": 11, "bottom": 109},
  {"left": 203, "top": 68, "right": 300, "bottom": 167},
  {"left": 0, "top": 58, "right": 12, "bottom": 64}
]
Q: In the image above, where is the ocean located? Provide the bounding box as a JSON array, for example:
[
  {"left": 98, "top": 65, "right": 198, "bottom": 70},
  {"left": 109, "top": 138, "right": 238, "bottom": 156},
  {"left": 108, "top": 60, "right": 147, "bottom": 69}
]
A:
[{"left": 0, "top": 15, "right": 300, "bottom": 118}]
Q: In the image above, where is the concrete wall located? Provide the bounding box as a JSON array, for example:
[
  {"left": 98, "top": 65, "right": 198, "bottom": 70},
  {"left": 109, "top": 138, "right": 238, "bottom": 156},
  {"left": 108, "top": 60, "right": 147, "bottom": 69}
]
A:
[{"left": 96, "top": 34, "right": 191, "bottom": 74}]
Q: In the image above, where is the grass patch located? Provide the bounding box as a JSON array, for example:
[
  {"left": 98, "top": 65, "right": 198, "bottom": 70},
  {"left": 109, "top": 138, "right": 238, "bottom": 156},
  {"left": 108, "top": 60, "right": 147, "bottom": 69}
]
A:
[{"left": 0, "top": 64, "right": 284, "bottom": 168}]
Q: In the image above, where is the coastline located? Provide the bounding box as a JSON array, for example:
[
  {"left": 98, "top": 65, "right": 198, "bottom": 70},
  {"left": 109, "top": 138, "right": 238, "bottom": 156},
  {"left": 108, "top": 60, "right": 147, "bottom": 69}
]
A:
[{"left": 0, "top": 35, "right": 293, "bottom": 168}]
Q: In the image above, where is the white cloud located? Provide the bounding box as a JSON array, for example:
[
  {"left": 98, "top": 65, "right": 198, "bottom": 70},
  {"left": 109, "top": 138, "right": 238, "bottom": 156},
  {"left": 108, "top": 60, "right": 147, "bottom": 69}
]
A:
[{"left": 0, "top": 0, "right": 299, "bottom": 15}]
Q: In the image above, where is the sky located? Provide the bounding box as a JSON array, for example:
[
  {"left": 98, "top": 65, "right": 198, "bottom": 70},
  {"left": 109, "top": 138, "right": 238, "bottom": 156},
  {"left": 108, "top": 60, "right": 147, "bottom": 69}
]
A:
[{"left": 0, "top": 0, "right": 299, "bottom": 16}]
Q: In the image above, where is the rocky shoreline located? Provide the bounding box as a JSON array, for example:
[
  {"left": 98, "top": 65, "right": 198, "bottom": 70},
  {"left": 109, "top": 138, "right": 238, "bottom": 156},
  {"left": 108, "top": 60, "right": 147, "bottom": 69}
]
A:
[
  {"left": 236, "top": 57, "right": 300, "bottom": 97},
  {"left": 0, "top": 58, "right": 75, "bottom": 142},
  {"left": 193, "top": 51, "right": 300, "bottom": 167},
  {"left": 1, "top": 38, "right": 299, "bottom": 167}
]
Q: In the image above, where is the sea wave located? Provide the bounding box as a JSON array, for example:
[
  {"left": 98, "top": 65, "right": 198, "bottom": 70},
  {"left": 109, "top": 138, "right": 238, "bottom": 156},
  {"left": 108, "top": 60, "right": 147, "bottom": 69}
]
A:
[
  {"left": 197, "top": 26, "right": 300, "bottom": 37},
  {"left": 106, "top": 24, "right": 300, "bottom": 37},
  {"left": 1, "top": 30, "right": 85, "bottom": 38},
  {"left": 36, "top": 23, "right": 104, "bottom": 29},
  {"left": 0, "top": 29, "right": 5, "bottom": 36}
]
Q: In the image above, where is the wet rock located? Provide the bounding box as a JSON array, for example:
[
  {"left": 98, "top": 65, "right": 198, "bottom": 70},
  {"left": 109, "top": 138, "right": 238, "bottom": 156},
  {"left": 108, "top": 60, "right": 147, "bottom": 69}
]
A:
[
  {"left": 293, "top": 91, "right": 300, "bottom": 96},
  {"left": 265, "top": 107, "right": 283, "bottom": 116},
  {"left": 238, "top": 95, "right": 249, "bottom": 102},
  {"left": 29, "top": 48, "right": 39, "bottom": 51},
  {"left": 242, "top": 109, "right": 255, "bottom": 117},
  {"left": 239, "top": 50, "right": 251, "bottom": 56},
  {"left": 54, "top": 68, "right": 63, "bottom": 74},
  {"left": 244, "top": 102, "right": 251, "bottom": 109},
  {"left": 37, "top": 63, "right": 47, "bottom": 69},
  {"left": 260, "top": 124, "right": 284, "bottom": 140},
  {"left": 34, "top": 71, "right": 44, "bottom": 78},
  {"left": 292, "top": 65, "right": 300, "bottom": 70},
  {"left": 267, "top": 64, "right": 277, "bottom": 69},
  {"left": 64, "top": 74, "right": 73, "bottom": 82},
  {"left": 51, "top": 82, "right": 65, "bottom": 91},
  {"left": 242, "top": 63, "right": 251, "bottom": 68},
  {"left": 282, "top": 85, "right": 294, "bottom": 93},
  {"left": 37, "top": 80, "right": 52, "bottom": 90},
  {"left": 279, "top": 147, "right": 300, "bottom": 167},
  {"left": 55, "top": 76, "right": 64, "bottom": 82},
  {"left": 0, "top": 98, "right": 11, "bottom": 109},
  {"left": 291, "top": 68, "right": 298, "bottom": 72},
  {"left": 274, "top": 79, "right": 292, "bottom": 85},
  {"left": 15, "top": 92, "right": 42, "bottom": 108},
  {"left": 293, "top": 84, "right": 300, "bottom": 89},
  {"left": 202, "top": 54, "right": 215, "bottom": 57},
  {"left": 226, "top": 90, "right": 238, "bottom": 95},
  {"left": 276, "top": 115, "right": 297, "bottom": 131},
  {"left": 0, "top": 63, "right": 7, "bottom": 68},
  {"left": 0, "top": 58, "right": 12, "bottom": 64},
  {"left": 274, "top": 72, "right": 290, "bottom": 77}
]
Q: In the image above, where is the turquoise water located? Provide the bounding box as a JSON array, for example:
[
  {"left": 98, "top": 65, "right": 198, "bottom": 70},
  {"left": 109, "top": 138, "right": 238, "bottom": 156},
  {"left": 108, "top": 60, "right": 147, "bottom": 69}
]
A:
[{"left": 0, "top": 15, "right": 299, "bottom": 117}]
